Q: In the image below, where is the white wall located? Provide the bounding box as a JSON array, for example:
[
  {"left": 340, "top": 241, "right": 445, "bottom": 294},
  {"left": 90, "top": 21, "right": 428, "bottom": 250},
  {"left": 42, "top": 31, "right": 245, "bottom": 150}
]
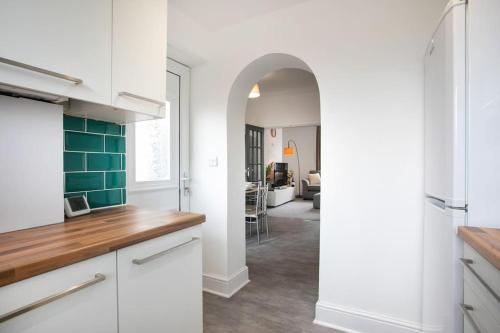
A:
[
  {"left": 263, "top": 128, "right": 283, "bottom": 166},
  {"left": 169, "top": 0, "right": 447, "bottom": 331},
  {"left": 282, "top": 126, "right": 317, "bottom": 195},
  {"left": 246, "top": 89, "right": 320, "bottom": 128}
]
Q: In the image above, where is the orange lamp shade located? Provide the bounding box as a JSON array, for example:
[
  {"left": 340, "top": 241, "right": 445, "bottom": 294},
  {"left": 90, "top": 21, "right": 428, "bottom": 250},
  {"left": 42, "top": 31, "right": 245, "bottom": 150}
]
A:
[{"left": 283, "top": 146, "right": 295, "bottom": 156}]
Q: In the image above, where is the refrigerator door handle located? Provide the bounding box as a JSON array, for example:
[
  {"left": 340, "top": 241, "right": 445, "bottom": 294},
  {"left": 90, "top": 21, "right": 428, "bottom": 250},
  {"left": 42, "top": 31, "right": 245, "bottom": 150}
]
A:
[{"left": 426, "top": 195, "right": 446, "bottom": 209}]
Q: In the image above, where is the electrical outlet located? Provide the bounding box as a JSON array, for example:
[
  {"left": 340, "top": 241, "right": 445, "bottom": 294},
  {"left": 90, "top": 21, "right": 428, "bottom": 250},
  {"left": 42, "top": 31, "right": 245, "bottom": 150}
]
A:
[{"left": 209, "top": 157, "right": 218, "bottom": 167}]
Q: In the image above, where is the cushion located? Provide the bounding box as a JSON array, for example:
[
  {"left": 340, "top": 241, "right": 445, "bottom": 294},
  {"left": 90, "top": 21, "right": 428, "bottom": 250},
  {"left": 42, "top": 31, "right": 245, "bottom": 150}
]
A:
[
  {"left": 308, "top": 173, "right": 321, "bottom": 185},
  {"left": 308, "top": 185, "right": 320, "bottom": 192}
]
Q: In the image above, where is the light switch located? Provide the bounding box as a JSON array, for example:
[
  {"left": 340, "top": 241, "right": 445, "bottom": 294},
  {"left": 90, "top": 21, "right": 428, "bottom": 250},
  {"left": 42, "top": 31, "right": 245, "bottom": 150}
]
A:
[{"left": 209, "top": 157, "right": 218, "bottom": 167}]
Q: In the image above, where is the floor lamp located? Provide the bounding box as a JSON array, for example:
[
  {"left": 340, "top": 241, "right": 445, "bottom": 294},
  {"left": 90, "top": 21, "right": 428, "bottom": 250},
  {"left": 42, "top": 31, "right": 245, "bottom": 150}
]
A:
[{"left": 283, "top": 139, "right": 301, "bottom": 198}]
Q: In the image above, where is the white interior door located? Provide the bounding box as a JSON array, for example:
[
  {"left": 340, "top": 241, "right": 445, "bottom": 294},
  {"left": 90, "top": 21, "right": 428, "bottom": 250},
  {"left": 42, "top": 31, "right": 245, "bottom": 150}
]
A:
[{"left": 127, "top": 59, "right": 190, "bottom": 211}]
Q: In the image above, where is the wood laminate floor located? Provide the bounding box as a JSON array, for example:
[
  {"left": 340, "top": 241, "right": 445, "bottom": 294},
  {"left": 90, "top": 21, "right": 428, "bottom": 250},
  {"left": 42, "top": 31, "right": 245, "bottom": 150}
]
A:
[{"left": 203, "top": 205, "right": 338, "bottom": 333}]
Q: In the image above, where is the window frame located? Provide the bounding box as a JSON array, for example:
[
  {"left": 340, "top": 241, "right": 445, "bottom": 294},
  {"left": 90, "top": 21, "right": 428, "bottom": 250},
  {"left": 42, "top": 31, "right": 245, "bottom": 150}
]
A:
[{"left": 127, "top": 97, "right": 180, "bottom": 193}]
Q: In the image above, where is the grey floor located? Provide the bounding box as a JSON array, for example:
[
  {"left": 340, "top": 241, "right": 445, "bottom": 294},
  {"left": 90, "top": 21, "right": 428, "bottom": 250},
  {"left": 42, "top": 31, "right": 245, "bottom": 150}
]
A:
[
  {"left": 203, "top": 200, "right": 337, "bottom": 333},
  {"left": 267, "top": 199, "right": 320, "bottom": 221}
]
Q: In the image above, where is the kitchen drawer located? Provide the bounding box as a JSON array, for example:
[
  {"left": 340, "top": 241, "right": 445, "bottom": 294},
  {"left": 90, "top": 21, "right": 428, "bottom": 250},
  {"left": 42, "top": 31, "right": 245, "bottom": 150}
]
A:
[
  {"left": 463, "top": 275, "right": 500, "bottom": 333},
  {"left": 0, "top": 252, "right": 117, "bottom": 333},
  {"left": 117, "top": 225, "right": 203, "bottom": 333},
  {"left": 463, "top": 244, "right": 500, "bottom": 301}
]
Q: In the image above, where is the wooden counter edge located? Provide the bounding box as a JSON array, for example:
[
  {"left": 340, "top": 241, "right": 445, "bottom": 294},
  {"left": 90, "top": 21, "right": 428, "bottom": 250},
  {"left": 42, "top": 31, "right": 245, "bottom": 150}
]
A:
[
  {"left": 0, "top": 213, "right": 205, "bottom": 288},
  {"left": 458, "top": 226, "right": 500, "bottom": 270}
]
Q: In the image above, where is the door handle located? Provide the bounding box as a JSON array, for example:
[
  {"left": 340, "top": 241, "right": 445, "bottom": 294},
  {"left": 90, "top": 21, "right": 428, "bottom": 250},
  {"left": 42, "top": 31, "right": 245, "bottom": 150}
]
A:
[
  {"left": 181, "top": 173, "right": 191, "bottom": 195},
  {"left": 0, "top": 56, "right": 83, "bottom": 84},
  {"left": 0, "top": 273, "right": 105, "bottom": 323},
  {"left": 459, "top": 304, "right": 482, "bottom": 333},
  {"left": 118, "top": 91, "right": 165, "bottom": 107},
  {"left": 132, "top": 238, "right": 200, "bottom": 265}
]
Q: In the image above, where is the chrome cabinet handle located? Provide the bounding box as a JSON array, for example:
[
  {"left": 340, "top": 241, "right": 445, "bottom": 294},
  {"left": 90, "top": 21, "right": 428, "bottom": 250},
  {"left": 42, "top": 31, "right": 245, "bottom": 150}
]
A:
[
  {"left": 0, "top": 273, "right": 105, "bottom": 323},
  {"left": 132, "top": 237, "right": 200, "bottom": 265},
  {"left": 460, "top": 258, "right": 500, "bottom": 303},
  {"left": 460, "top": 304, "right": 482, "bottom": 333},
  {"left": 0, "top": 56, "right": 83, "bottom": 84},
  {"left": 118, "top": 91, "right": 165, "bottom": 107}
]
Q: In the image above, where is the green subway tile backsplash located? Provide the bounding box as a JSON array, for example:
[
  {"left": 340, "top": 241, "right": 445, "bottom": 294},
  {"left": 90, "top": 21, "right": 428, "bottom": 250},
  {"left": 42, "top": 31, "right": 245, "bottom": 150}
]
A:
[
  {"left": 65, "top": 172, "right": 104, "bottom": 192},
  {"left": 105, "top": 135, "right": 126, "bottom": 153},
  {"left": 106, "top": 171, "right": 126, "bottom": 189},
  {"left": 87, "top": 153, "right": 121, "bottom": 171},
  {"left": 64, "top": 152, "right": 85, "bottom": 172},
  {"left": 87, "top": 189, "right": 123, "bottom": 209},
  {"left": 63, "top": 115, "right": 85, "bottom": 131},
  {"left": 87, "top": 119, "right": 121, "bottom": 135},
  {"left": 65, "top": 132, "right": 104, "bottom": 152},
  {"left": 64, "top": 117, "right": 126, "bottom": 210}
]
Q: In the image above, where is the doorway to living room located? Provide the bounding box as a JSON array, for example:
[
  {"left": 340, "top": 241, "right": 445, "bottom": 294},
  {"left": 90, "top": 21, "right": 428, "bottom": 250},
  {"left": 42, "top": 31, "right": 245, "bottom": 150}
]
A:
[
  {"left": 204, "top": 58, "right": 324, "bottom": 332},
  {"left": 244, "top": 67, "right": 321, "bottom": 242}
]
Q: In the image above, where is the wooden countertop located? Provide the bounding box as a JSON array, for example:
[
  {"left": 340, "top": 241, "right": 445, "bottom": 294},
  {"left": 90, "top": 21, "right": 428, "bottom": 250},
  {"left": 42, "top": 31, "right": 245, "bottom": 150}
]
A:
[
  {"left": 0, "top": 206, "right": 205, "bottom": 287},
  {"left": 458, "top": 226, "right": 500, "bottom": 270}
]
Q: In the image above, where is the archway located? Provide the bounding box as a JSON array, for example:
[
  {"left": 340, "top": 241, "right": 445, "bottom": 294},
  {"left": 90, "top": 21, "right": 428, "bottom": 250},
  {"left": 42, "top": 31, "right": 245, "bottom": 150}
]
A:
[{"left": 225, "top": 52, "right": 322, "bottom": 294}]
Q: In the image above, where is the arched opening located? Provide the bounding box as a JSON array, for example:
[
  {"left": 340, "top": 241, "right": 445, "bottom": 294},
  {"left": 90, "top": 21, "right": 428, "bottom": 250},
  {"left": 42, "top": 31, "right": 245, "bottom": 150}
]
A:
[{"left": 205, "top": 53, "right": 324, "bottom": 331}]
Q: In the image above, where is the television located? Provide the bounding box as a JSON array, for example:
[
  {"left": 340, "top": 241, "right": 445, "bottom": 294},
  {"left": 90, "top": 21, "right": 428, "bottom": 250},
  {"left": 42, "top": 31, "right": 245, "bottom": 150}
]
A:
[{"left": 273, "top": 163, "right": 288, "bottom": 187}]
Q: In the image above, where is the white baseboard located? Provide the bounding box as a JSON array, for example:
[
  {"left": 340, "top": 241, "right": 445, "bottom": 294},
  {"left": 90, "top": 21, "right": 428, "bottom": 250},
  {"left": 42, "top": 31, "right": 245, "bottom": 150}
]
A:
[
  {"left": 314, "top": 301, "right": 422, "bottom": 333},
  {"left": 203, "top": 266, "right": 250, "bottom": 298}
]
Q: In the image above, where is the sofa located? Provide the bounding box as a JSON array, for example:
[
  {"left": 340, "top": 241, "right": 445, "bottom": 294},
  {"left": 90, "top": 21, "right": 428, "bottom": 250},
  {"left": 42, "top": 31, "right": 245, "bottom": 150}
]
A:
[
  {"left": 313, "top": 193, "right": 321, "bottom": 209},
  {"left": 302, "top": 170, "right": 320, "bottom": 200}
]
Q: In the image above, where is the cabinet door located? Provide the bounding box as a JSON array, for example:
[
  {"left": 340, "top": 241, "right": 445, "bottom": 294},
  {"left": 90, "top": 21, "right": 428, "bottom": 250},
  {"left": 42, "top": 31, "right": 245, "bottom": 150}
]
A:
[
  {"left": 0, "top": 253, "right": 117, "bottom": 333},
  {"left": 112, "top": 0, "right": 167, "bottom": 117},
  {"left": 0, "top": 0, "right": 112, "bottom": 104},
  {"left": 117, "top": 226, "right": 203, "bottom": 333}
]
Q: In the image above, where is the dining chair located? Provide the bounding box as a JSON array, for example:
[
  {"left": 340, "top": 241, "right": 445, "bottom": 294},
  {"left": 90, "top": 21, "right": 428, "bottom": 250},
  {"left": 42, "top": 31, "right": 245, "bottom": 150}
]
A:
[
  {"left": 258, "top": 186, "right": 269, "bottom": 239},
  {"left": 245, "top": 183, "right": 261, "bottom": 243}
]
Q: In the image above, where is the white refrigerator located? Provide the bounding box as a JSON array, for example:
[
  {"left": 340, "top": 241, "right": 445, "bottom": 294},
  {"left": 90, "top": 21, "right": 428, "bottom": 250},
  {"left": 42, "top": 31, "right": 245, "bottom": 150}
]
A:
[{"left": 422, "top": 0, "right": 500, "bottom": 332}]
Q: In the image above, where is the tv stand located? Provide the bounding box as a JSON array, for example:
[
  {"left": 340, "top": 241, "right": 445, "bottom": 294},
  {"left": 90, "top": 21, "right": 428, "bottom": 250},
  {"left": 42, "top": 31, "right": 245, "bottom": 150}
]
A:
[{"left": 267, "top": 186, "right": 295, "bottom": 207}]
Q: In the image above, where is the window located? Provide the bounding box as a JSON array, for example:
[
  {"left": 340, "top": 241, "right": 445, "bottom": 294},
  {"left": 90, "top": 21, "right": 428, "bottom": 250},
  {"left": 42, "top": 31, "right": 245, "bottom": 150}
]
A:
[
  {"left": 128, "top": 101, "right": 177, "bottom": 191},
  {"left": 135, "top": 108, "right": 170, "bottom": 182}
]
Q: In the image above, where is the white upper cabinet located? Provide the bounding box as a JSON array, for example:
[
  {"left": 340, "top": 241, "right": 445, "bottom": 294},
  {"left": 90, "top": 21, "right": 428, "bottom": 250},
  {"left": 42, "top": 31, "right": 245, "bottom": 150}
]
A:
[
  {"left": 0, "top": 0, "right": 167, "bottom": 123},
  {"left": 0, "top": 0, "right": 112, "bottom": 105},
  {"left": 112, "top": 0, "right": 167, "bottom": 118}
]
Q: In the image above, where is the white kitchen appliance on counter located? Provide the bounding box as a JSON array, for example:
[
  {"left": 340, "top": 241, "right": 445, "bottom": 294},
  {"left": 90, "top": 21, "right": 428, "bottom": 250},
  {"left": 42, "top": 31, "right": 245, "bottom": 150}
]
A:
[
  {"left": 422, "top": 0, "right": 500, "bottom": 332},
  {"left": 0, "top": 95, "right": 64, "bottom": 233}
]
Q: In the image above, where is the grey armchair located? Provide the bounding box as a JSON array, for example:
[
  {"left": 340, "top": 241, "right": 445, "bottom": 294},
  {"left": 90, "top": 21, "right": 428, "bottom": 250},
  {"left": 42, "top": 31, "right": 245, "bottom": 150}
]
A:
[{"left": 302, "top": 170, "right": 321, "bottom": 200}]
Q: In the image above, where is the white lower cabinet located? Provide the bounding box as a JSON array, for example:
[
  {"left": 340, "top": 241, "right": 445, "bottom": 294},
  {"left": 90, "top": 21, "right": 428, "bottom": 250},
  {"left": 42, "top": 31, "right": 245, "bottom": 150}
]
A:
[
  {"left": 117, "top": 226, "right": 203, "bottom": 333},
  {"left": 462, "top": 244, "right": 500, "bottom": 333},
  {"left": 0, "top": 252, "right": 117, "bottom": 333},
  {"left": 0, "top": 227, "right": 203, "bottom": 333}
]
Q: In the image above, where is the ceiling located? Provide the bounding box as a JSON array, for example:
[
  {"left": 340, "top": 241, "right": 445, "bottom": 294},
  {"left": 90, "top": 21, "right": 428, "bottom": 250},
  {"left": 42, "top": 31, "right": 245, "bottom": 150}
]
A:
[
  {"left": 169, "top": 0, "right": 312, "bottom": 31},
  {"left": 256, "top": 68, "right": 318, "bottom": 97}
]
